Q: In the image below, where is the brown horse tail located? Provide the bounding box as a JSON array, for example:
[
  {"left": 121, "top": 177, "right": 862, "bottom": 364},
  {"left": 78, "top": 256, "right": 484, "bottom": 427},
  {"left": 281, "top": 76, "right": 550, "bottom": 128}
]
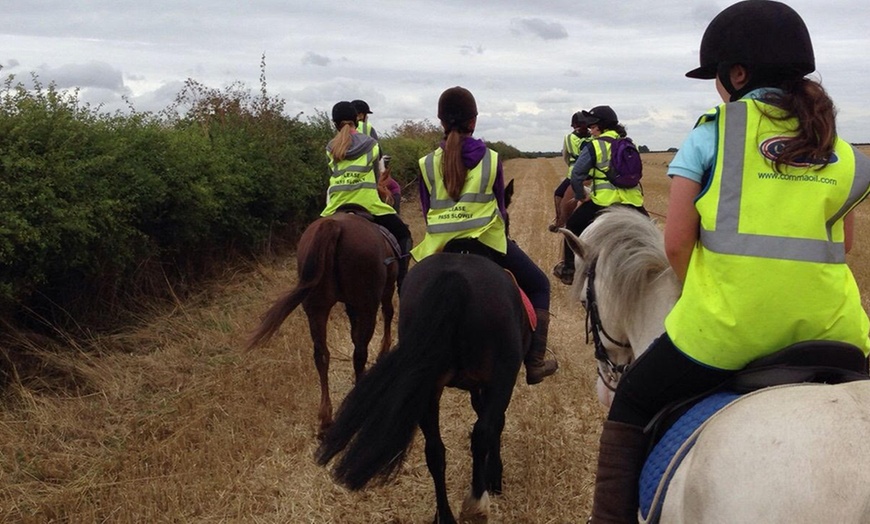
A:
[{"left": 246, "top": 219, "right": 340, "bottom": 349}]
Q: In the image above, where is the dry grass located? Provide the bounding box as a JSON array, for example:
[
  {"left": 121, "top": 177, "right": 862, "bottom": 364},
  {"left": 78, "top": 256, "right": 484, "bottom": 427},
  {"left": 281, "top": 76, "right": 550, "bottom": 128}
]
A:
[{"left": 2, "top": 147, "right": 869, "bottom": 523}]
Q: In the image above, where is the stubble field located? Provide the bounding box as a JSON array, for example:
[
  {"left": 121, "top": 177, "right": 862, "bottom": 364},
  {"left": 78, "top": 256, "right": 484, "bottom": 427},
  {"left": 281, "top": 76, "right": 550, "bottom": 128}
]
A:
[{"left": 2, "top": 147, "right": 869, "bottom": 522}]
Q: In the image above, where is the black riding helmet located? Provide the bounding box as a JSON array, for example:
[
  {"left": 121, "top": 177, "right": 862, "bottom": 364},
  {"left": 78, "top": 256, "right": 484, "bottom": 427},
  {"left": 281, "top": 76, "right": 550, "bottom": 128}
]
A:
[
  {"left": 351, "top": 99, "right": 372, "bottom": 114},
  {"left": 686, "top": 0, "right": 815, "bottom": 84},
  {"left": 331, "top": 101, "right": 358, "bottom": 126},
  {"left": 581, "top": 106, "right": 618, "bottom": 129},
  {"left": 438, "top": 86, "right": 478, "bottom": 130},
  {"left": 571, "top": 111, "right": 590, "bottom": 128}
]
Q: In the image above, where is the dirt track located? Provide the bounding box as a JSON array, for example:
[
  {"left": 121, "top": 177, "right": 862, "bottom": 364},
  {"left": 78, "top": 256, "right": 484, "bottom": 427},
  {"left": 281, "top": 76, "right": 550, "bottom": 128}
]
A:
[
  {"left": 271, "top": 153, "right": 678, "bottom": 522},
  {"left": 0, "top": 153, "right": 671, "bottom": 523},
  {"left": 6, "top": 149, "right": 870, "bottom": 522}
]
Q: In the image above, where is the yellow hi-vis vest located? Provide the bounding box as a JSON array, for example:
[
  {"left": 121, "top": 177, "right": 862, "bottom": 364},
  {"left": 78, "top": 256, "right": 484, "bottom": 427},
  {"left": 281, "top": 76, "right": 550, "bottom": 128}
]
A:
[
  {"left": 356, "top": 121, "right": 374, "bottom": 137},
  {"left": 587, "top": 130, "right": 644, "bottom": 207},
  {"left": 665, "top": 99, "right": 870, "bottom": 370},
  {"left": 321, "top": 140, "right": 396, "bottom": 217},
  {"left": 564, "top": 133, "right": 585, "bottom": 179},
  {"left": 411, "top": 147, "right": 506, "bottom": 261}
]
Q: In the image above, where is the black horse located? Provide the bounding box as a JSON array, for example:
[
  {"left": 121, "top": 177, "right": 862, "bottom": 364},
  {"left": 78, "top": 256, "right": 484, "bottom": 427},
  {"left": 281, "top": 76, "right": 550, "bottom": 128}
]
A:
[{"left": 315, "top": 248, "right": 532, "bottom": 523}]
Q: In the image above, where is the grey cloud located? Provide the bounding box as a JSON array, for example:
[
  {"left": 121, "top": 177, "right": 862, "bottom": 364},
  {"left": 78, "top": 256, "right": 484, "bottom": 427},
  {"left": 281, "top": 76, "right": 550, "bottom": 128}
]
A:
[
  {"left": 302, "top": 52, "right": 331, "bottom": 67},
  {"left": 536, "top": 89, "right": 573, "bottom": 105},
  {"left": 77, "top": 87, "right": 131, "bottom": 112},
  {"left": 510, "top": 18, "right": 568, "bottom": 41},
  {"left": 130, "top": 81, "right": 186, "bottom": 113},
  {"left": 35, "top": 61, "right": 125, "bottom": 91},
  {"left": 460, "top": 44, "right": 484, "bottom": 56},
  {"left": 3, "top": 0, "right": 867, "bottom": 152}
]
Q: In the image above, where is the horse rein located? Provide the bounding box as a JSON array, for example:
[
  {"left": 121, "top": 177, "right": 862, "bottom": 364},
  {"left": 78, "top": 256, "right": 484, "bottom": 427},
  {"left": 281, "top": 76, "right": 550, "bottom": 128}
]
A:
[{"left": 584, "top": 257, "right": 632, "bottom": 392}]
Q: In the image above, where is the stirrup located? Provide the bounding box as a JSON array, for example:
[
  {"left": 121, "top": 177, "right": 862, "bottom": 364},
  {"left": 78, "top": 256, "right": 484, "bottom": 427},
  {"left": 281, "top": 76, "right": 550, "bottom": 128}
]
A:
[{"left": 552, "top": 262, "right": 574, "bottom": 285}]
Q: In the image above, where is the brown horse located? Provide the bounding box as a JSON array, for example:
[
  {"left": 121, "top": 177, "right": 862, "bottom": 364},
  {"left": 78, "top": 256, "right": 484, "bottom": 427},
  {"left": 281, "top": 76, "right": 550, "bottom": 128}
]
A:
[
  {"left": 552, "top": 184, "right": 590, "bottom": 230},
  {"left": 247, "top": 210, "right": 399, "bottom": 436}
]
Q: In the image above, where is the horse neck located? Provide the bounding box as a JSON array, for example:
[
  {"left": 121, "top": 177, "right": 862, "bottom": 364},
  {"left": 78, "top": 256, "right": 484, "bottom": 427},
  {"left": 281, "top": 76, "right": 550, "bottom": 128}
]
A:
[{"left": 624, "top": 273, "right": 680, "bottom": 360}]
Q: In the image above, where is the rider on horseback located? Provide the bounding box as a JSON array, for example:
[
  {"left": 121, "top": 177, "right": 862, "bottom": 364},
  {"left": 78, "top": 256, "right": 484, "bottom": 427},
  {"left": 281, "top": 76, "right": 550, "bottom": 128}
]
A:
[
  {"left": 411, "top": 86, "right": 558, "bottom": 385},
  {"left": 552, "top": 111, "right": 592, "bottom": 229},
  {"left": 588, "top": 2, "right": 870, "bottom": 522},
  {"left": 553, "top": 106, "right": 648, "bottom": 286},
  {"left": 323, "top": 101, "right": 412, "bottom": 290},
  {"left": 351, "top": 99, "right": 379, "bottom": 140}
]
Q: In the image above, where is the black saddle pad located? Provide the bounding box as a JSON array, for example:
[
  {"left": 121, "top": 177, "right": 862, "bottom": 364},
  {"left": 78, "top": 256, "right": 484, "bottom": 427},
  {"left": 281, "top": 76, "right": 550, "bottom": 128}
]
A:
[{"left": 730, "top": 340, "right": 869, "bottom": 393}]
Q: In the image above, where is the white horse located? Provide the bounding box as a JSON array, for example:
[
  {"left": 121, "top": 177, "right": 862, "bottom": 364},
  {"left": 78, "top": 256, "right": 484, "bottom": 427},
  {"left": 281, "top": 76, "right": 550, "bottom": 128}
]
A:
[{"left": 561, "top": 206, "right": 870, "bottom": 523}]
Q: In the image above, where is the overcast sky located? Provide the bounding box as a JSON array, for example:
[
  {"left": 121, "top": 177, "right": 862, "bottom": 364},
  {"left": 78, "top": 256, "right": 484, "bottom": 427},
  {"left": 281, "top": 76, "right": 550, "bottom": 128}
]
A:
[{"left": 2, "top": 1, "right": 869, "bottom": 152}]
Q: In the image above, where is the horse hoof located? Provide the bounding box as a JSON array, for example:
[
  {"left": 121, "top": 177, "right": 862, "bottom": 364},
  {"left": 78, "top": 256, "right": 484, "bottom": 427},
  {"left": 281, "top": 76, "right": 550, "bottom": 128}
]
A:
[{"left": 460, "top": 490, "right": 490, "bottom": 521}]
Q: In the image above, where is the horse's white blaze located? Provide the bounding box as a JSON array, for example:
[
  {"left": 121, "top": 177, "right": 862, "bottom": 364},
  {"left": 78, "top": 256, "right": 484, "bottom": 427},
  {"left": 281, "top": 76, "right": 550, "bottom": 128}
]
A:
[{"left": 461, "top": 490, "right": 490, "bottom": 518}]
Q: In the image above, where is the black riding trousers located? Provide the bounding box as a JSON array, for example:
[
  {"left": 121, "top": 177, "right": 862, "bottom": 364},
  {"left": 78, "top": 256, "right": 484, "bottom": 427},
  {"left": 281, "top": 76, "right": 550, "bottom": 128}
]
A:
[{"left": 607, "top": 333, "right": 732, "bottom": 427}]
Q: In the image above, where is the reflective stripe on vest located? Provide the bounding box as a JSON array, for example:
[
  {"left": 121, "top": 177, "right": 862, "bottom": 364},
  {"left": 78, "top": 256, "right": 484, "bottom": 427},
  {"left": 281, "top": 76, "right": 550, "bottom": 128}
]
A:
[
  {"left": 700, "top": 102, "right": 870, "bottom": 264},
  {"left": 328, "top": 147, "right": 377, "bottom": 192},
  {"left": 588, "top": 131, "right": 644, "bottom": 206},
  {"left": 356, "top": 121, "right": 373, "bottom": 137},
  {"left": 422, "top": 150, "right": 496, "bottom": 213},
  {"left": 411, "top": 147, "right": 506, "bottom": 260},
  {"left": 321, "top": 140, "right": 396, "bottom": 217},
  {"left": 565, "top": 133, "right": 583, "bottom": 178},
  {"left": 665, "top": 100, "right": 870, "bottom": 369}
]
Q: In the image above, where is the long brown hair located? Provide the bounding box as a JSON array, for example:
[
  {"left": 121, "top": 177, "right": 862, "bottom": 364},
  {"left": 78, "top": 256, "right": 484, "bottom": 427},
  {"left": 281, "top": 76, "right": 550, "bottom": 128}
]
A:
[
  {"left": 763, "top": 77, "right": 836, "bottom": 171},
  {"left": 330, "top": 121, "right": 355, "bottom": 161},
  {"left": 441, "top": 125, "right": 471, "bottom": 201},
  {"left": 437, "top": 87, "right": 478, "bottom": 202}
]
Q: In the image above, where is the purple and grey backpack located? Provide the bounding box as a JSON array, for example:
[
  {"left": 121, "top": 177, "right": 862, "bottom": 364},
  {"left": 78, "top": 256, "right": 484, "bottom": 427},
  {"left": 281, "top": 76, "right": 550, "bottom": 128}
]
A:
[{"left": 599, "top": 136, "right": 643, "bottom": 188}]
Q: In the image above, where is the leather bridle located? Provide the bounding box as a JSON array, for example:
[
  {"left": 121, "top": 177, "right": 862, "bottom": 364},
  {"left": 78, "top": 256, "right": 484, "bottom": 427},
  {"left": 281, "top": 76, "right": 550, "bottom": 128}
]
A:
[{"left": 584, "top": 257, "right": 632, "bottom": 391}]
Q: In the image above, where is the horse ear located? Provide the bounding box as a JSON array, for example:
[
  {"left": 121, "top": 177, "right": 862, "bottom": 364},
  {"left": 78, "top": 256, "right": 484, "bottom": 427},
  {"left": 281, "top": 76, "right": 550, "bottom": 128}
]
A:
[
  {"left": 504, "top": 179, "right": 514, "bottom": 208},
  {"left": 559, "top": 228, "right": 587, "bottom": 262}
]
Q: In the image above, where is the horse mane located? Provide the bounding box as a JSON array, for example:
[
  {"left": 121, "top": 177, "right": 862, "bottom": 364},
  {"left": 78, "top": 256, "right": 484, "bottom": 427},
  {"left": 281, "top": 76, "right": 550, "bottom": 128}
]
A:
[{"left": 572, "top": 206, "right": 673, "bottom": 317}]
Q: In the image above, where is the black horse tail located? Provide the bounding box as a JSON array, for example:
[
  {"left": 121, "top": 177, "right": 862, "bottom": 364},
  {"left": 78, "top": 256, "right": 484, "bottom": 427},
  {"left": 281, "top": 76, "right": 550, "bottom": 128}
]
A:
[
  {"left": 246, "top": 219, "right": 340, "bottom": 349},
  {"left": 315, "top": 270, "right": 469, "bottom": 490}
]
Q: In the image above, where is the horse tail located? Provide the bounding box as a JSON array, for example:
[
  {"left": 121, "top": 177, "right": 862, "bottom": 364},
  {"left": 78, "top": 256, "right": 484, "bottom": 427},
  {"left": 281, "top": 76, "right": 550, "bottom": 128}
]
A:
[
  {"left": 246, "top": 219, "right": 340, "bottom": 349},
  {"left": 315, "top": 270, "right": 469, "bottom": 490}
]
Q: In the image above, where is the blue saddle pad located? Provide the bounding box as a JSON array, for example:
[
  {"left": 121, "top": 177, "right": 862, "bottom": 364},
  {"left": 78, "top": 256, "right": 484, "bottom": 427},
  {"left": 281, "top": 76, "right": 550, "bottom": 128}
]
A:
[{"left": 639, "top": 391, "right": 741, "bottom": 521}]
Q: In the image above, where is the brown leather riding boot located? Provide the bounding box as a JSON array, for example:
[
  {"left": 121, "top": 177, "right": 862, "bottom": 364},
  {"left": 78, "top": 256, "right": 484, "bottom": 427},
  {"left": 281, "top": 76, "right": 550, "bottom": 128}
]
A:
[
  {"left": 525, "top": 309, "right": 558, "bottom": 384},
  {"left": 590, "top": 421, "right": 648, "bottom": 524}
]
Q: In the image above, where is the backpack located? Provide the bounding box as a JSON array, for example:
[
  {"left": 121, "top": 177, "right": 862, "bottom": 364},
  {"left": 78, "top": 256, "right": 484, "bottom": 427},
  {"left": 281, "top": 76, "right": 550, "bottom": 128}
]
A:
[{"left": 598, "top": 136, "right": 643, "bottom": 188}]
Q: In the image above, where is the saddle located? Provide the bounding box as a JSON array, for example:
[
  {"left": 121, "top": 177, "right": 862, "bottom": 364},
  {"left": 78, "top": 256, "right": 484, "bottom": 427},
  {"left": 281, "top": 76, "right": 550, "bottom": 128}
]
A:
[
  {"left": 730, "top": 339, "right": 869, "bottom": 393},
  {"left": 639, "top": 341, "right": 869, "bottom": 523},
  {"left": 335, "top": 204, "right": 401, "bottom": 261},
  {"left": 647, "top": 340, "right": 870, "bottom": 444}
]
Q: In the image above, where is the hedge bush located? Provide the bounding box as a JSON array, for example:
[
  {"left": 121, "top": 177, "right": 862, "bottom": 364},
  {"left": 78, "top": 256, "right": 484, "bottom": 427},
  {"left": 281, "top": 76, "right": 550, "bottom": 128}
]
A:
[
  {"left": 0, "top": 72, "right": 331, "bottom": 330},
  {"left": 0, "top": 67, "right": 523, "bottom": 333}
]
